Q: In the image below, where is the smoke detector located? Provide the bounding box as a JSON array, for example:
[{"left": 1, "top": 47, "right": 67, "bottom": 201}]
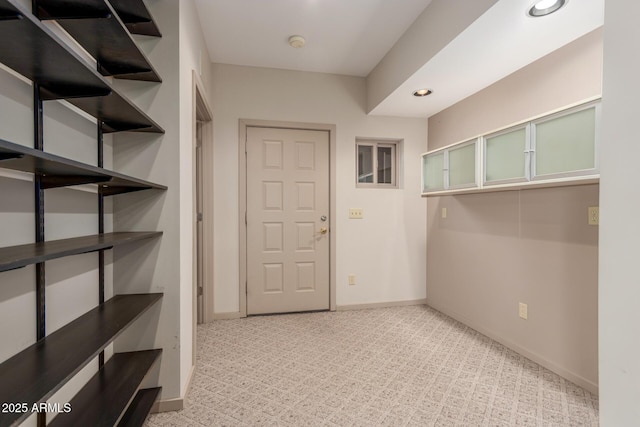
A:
[{"left": 288, "top": 35, "right": 306, "bottom": 48}]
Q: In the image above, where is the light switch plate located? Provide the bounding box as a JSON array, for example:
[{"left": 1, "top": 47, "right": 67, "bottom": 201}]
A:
[
  {"left": 519, "top": 303, "right": 528, "bottom": 320},
  {"left": 349, "top": 208, "right": 363, "bottom": 219},
  {"left": 441, "top": 208, "right": 447, "bottom": 219},
  {"left": 588, "top": 206, "right": 599, "bottom": 225}
]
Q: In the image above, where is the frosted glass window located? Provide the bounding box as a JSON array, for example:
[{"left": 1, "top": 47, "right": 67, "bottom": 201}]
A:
[
  {"left": 423, "top": 152, "right": 444, "bottom": 192},
  {"left": 485, "top": 128, "right": 527, "bottom": 182},
  {"left": 449, "top": 143, "right": 476, "bottom": 187},
  {"left": 535, "top": 107, "right": 596, "bottom": 176}
]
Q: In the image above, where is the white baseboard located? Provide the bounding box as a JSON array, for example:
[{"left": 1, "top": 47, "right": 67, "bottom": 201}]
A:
[
  {"left": 212, "top": 311, "right": 243, "bottom": 320},
  {"left": 150, "top": 364, "right": 195, "bottom": 413},
  {"left": 426, "top": 299, "right": 599, "bottom": 395},
  {"left": 151, "top": 397, "right": 183, "bottom": 413},
  {"left": 337, "top": 298, "right": 427, "bottom": 311}
]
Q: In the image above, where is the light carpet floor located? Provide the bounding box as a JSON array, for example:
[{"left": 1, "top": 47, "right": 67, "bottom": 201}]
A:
[{"left": 145, "top": 305, "right": 599, "bottom": 426}]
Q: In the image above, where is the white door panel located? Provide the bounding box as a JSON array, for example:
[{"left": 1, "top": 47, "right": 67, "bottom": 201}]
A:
[{"left": 247, "top": 127, "right": 330, "bottom": 314}]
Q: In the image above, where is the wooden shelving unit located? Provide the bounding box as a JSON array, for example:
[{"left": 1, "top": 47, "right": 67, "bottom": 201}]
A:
[
  {"left": 0, "top": 232, "right": 162, "bottom": 273},
  {"left": 117, "top": 388, "right": 162, "bottom": 427},
  {"left": 0, "top": 139, "right": 166, "bottom": 194},
  {"left": 33, "top": 0, "right": 161, "bottom": 82},
  {"left": 0, "top": 0, "right": 165, "bottom": 425},
  {"left": 0, "top": 295, "right": 162, "bottom": 427},
  {"left": 47, "top": 351, "right": 162, "bottom": 427},
  {"left": 0, "top": 0, "right": 163, "bottom": 133},
  {"left": 111, "top": 2, "right": 161, "bottom": 37}
]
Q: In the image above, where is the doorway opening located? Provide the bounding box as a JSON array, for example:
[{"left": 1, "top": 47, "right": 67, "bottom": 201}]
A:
[{"left": 192, "top": 71, "right": 214, "bottom": 338}]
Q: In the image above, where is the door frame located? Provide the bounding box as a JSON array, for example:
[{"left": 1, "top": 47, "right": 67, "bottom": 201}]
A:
[
  {"left": 239, "top": 119, "right": 337, "bottom": 317},
  {"left": 192, "top": 70, "right": 214, "bottom": 332}
]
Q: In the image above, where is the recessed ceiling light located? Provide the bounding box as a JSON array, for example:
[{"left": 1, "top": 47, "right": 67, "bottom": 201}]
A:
[
  {"left": 288, "top": 35, "right": 306, "bottom": 48},
  {"left": 413, "top": 89, "right": 433, "bottom": 97},
  {"left": 527, "top": 0, "right": 567, "bottom": 17}
]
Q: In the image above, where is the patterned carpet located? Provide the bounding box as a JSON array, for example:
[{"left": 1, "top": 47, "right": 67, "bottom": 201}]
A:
[{"left": 145, "top": 305, "right": 599, "bottom": 426}]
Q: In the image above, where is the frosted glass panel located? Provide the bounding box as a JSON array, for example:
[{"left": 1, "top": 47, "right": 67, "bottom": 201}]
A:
[
  {"left": 535, "top": 107, "right": 596, "bottom": 176},
  {"left": 449, "top": 143, "right": 476, "bottom": 187},
  {"left": 485, "top": 128, "right": 526, "bottom": 182},
  {"left": 423, "top": 153, "right": 444, "bottom": 192}
]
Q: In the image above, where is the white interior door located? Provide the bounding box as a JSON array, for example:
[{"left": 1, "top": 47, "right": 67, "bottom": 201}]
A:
[{"left": 246, "top": 127, "right": 330, "bottom": 315}]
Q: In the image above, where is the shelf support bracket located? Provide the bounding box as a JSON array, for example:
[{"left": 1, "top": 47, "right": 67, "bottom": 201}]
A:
[
  {"left": 33, "top": 80, "right": 47, "bottom": 427},
  {"left": 99, "top": 185, "right": 151, "bottom": 197},
  {"left": 101, "top": 120, "right": 153, "bottom": 133},
  {"left": 97, "top": 123, "right": 105, "bottom": 368},
  {"left": 0, "top": 12, "right": 22, "bottom": 20},
  {"left": 39, "top": 84, "right": 112, "bottom": 101},
  {"left": 41, "top": 175, "right": 111, "bottom": 189},
  {"left": 0, "top": 153, "right": 24, "bottom": 161}
]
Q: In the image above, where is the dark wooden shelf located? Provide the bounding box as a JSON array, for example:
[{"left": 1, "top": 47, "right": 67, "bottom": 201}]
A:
[
  {"left": 117, "top": 388, "right": 162, "bottom": 427},
  {"left": 110, "top": 0, "right": 161, "bottom": 37},
  {"left": 0, "top": 231, "right": 162, "bottom": 272},
  {"left": 48, "top": 350, "right": 162, "bottom": 427},
  {"left": 0, "top": 0, "right": 163, "bottom": 133},
  {"left": 34, "top": 0, "right": 161, "bottom": 82},
  {"left": 0, "top": 138, "right": 166, "bottom": 195},
  {"left": 0, "top": 294, "right": 162, "bottom": 427}
]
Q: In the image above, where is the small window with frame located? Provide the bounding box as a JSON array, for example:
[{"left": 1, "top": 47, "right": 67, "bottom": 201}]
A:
[{"left": 356, "top": 139, "right": 399, "bottom": 188}]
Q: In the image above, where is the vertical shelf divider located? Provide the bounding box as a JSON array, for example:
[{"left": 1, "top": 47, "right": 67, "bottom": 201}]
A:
[
  {"left": 33, "top": 81, "right": 47, "bottom": 427},
  {"left": 98, "top": 123, "right": 105, "bottom": 369}
]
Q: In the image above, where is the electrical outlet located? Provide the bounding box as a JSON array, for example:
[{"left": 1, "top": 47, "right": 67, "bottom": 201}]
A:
[
  {"left": 588, "top": 206, "right": 599, "bottom": 225},
  {"left": 348, "top": 275, "right": 356, "bottom": 286},
  {"left": 519, "top": 303, "right": 528, "bottom": 320},
  {"left": 349, "top": 208, "right": 363, "bottom": 219},
  {"left": 441, "top": 207, "right": 447, "bottom": 219}
]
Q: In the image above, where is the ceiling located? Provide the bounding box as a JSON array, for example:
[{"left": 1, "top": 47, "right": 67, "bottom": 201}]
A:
[
  {"left": 370, "top": 0, "right": 605, "bottom": 118},
  {"left": 193, "top": 0, "right": 433, "bottom": 77},
  {"left": 194, "top": 0, "right": 604, "bottom": 118}
]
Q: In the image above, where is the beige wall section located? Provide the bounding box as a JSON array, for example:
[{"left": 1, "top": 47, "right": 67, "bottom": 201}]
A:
[
  {"left": 599, "top": 0, "right": 640, "bottom": 424},
  {"left": 425, "top": 29, "right": 603, "bottom": 393},
  {"left": 366, "top": 0, "right": 498, "bottom": 113},
  {"left": 114, "top": 0, "right": 212, "bottom": 404},
  {"left": 210, "top": 64, "right": 427, "bottom": 315},
  {"left": 428, "top": 28, "right": 603, "bottom": 150},
  {"left": 178, "top": 0, "right": 212, "bottom": 397},
  {"left": 113, "top": 0, "right": 209, "bottom": 404},
  {"left": 427, "top": 187, "right": 599, "bottom": 391}
]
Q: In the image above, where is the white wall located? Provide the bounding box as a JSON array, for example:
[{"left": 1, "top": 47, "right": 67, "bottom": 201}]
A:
[
  {"left": 209, "top": 64, "right": 427, "bottom": 314},
  {"left": 111, "top": 0, "right": 181, "bottom": 404},
  {"left": 113, "top": 0, "right": 211, "bottom": 402},
  {"left": 178, "top": 0, "right": 211, "bottom": 395},
  {"left": 599, "top": 0, "right": 640, "bottom": 423}
]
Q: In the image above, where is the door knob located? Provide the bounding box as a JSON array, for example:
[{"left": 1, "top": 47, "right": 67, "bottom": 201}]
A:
[{"left": 319, "top": 227, "right": 328, "bottom": 234}]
